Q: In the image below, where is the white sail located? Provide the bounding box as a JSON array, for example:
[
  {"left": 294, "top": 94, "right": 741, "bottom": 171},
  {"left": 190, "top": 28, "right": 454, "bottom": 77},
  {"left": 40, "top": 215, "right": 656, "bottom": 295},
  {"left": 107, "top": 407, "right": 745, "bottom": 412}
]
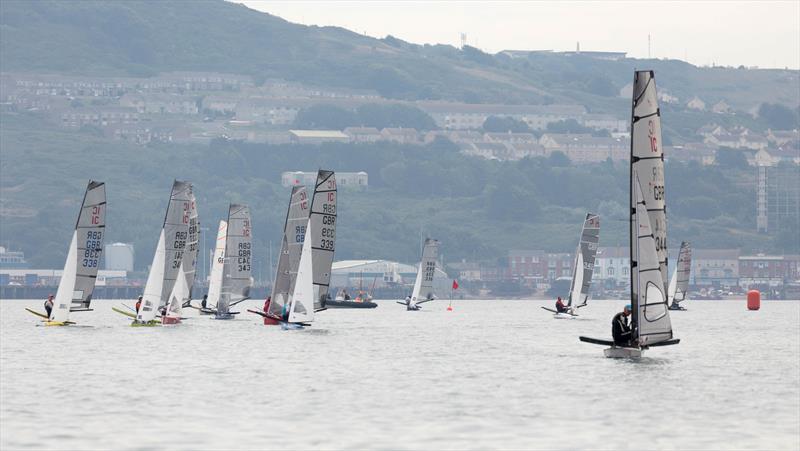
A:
[
  {"left": 288, "top": 224, "right": 314, "bottom": 324},
  {"left": 631, "top": 70, "right": 668, "bottom": 293},
  {"left": 166, "top": 263, "right": 188, "bottom": 320},
  {"left": 670, "top": 241, "right": 692, "bottom": 303},
  {"left": 567, "top": 213, "right": 600, "bottom": 308},
  {"left": 269, "top": 186, "right": 309, "bottom": 319},
  {"left": 218, "top": 204, "right": 252, "bottom": 314},
  {"left": 137, "top": 180, "right": 191, "bottom": 322},
  {"left": 50, "top": 181, "right": 106, "bottom": 323},
  {"left": 137, "top": 230, "right": 166, "bottom": 323},
  {"left": 410, "top": 238, "right": 439, "bottom": 306},
  {"left": 308, "top": 170, "right": 336, "bottom": 309},
  {"left": 181, "top": 188, "right": 200, "bottom": 298},
  {"left": 206, "top": 220, "right": 228, "bottom": 310},
  {"left": 631, "top": 175, "right": 672, "bottom": 345}
]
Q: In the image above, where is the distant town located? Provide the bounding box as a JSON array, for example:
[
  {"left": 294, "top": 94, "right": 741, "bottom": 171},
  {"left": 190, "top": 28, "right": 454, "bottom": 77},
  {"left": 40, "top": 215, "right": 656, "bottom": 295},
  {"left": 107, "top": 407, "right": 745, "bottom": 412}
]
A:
[
  {"left": 2, "top": 243, "right": 798, "bottom": 300},
  {"left": 1, "top": 71, "right": 797, "bottom": 166}
]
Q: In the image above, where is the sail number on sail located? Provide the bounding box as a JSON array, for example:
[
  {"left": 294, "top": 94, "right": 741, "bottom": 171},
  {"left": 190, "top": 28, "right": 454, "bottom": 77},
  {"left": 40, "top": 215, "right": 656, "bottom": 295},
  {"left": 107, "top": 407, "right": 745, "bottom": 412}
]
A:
[
  {"left": 172, "top": 231, "right": 187, "bottom": 268},
  {"left": 237, "top": 242, "right": 251, "bottom": 272},
  {"left": 423, "top": 261, "right": 435, "bottom": 282},
  {"left": 83, "top": 231, "right": 103, "bottom": 268}
]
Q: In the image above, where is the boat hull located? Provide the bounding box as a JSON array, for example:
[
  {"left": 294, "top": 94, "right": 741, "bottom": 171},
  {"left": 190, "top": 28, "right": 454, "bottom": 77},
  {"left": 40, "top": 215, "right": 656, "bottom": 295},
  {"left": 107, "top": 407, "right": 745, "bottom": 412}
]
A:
[
  {"left": 131, "top": 320, "right": 160, "bottom": 327},
  {"left": 44, "top": 321, "right": 68, "bottom": 327},
  {"left": 325, "top": 300, "right": 378, "bottom": 309},
  {"left": 604, "top": 347, "right": 643, "bottom": 359},
  {"left": 280, "top": 322, "right": 305, "bottom": 330},
  {"left": 213, "top": 313, "right": 236, "bottom": 320},
  {"left": 161, "top": 316, "right": 181, "bottom": 325}
]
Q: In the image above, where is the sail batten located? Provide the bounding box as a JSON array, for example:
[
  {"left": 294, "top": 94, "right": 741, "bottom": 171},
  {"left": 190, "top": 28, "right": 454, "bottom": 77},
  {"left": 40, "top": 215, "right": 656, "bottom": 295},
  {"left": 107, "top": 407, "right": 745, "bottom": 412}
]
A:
[{"left": 50, "top": 181, "right": 106, "bottom": 323}]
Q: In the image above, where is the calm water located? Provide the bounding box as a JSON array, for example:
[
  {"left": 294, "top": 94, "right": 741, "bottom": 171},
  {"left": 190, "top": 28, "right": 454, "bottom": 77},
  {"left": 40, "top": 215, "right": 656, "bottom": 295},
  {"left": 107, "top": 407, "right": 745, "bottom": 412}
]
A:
[{"left": 1, "top": 299, "right": 798, "bottom": 450}]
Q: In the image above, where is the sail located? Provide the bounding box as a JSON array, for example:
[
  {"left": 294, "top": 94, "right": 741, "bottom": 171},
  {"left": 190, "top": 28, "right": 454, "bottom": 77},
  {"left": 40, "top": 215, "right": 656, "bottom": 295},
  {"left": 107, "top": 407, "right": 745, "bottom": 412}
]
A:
[
  {"left": 137, "top": 231, "right": 166, "bottom": 322},
  {"left": 137, "top": 181, "right": 191, "bottom": 322},
  {"left": 50, "top": 181, "right": 106, "bottom": 322},
  {"left": 218, "top": 204, "right": 252, "bottom": 314},
  {"left": 288, "top": 224, "right": 314, "bottom": 324},
  {"left": 206, "top": 220, "right": 228, "bottom": 310},
  {"left": 631, "top": 175, "right": 672, "bottom": 345},
  {"left": 631, "top": 70, "right": 668, "bottom": 292},
  {"left": 308, "top": 170, "right": 336, "bottom": 309},
  {"left": 269, "top": 186, "right": 309, "bottom": 318},
  {"left": 411, "top": 238, "right": 439, "bottom": 304},
  {"left": 160, "top": 180, "right": 193, "bottom": 306},
  {"left": 567, "top": 213, "right": 600, "bottom": 307},
  {"left": 166, "top": 263, "right": 188, "bottom": 320},
  {"left": 181, "top": 188, "right": 200, "bottom": 298},
  {"left": 669, "top": 241, "right": 692, "bottom": 303}
]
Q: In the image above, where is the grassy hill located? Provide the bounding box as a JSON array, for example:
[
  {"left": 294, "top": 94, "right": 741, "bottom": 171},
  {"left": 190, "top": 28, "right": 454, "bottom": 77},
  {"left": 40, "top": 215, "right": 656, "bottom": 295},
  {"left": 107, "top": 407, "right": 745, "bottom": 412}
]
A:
[{"left": 1, "top": 0, "right": 798, "bottom": 110}]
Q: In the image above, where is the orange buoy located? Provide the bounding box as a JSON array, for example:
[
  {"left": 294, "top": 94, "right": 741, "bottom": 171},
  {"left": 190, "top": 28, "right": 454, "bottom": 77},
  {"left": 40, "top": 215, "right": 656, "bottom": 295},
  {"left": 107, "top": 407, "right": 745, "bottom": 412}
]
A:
[{"left": 747, "top": 290, "right": 761, "bottom": 311}]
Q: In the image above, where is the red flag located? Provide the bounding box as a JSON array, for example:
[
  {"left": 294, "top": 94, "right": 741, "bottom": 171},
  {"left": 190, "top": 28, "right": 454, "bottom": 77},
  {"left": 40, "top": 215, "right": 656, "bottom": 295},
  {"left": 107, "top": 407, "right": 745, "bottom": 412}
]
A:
[{"left": 452, "top": 280, "right": 459, "bottom": 290}]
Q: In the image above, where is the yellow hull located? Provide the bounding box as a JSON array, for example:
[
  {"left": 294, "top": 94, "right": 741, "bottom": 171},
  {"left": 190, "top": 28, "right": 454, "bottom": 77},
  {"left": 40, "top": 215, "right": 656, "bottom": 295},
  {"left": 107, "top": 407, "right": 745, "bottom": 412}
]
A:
[
  {"left": 130, "top": 320, "right": 160, "bottom": 327},
  {"left": 44, "top": 321, "right": 68, "bottom": 327}
]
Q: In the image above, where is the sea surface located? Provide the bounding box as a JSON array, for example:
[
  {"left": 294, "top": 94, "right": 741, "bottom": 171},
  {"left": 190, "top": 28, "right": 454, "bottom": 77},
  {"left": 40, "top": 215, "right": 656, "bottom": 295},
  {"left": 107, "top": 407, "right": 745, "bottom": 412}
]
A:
[{"left": 1, "top": 299, "right": 798, "bottom": 450}]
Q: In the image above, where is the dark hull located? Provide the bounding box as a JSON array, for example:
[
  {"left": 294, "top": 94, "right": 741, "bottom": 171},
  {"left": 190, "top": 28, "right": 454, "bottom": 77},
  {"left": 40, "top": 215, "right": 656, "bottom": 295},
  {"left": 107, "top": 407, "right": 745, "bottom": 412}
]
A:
[{"left": 326, "top": 300, "right": 378, "bottom": 309}]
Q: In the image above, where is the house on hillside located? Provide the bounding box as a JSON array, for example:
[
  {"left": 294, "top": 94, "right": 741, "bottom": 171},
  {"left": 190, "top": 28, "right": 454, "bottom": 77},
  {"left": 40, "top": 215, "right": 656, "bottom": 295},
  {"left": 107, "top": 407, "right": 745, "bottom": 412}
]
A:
[
  {"left": 767, "top": 129, "right": 799, "bottom": 147},
  {"left": 581, "top": 114, "right": 627, "bottom": 132},
  {"left": 120, "top": 93, "right": 198, "bottom": 115},
  {"left": 484, "top": 132, "right": 537, "bottom": 144},
  {"left": 539, "top": 133, "right": 628, "bottom": 163},
  {"left": 289, "top": 130, "right": 348, "bottom": 144},
  {"left": 711, "top": 100, "right": 732, "bottom": 114},
  {"left": 381, "top": 127, "right": 419, "bottom": 144},
  {"left": 416, "top": 102, "right": 586, "bottom": 131},
  {"left": 344, "top": 127, "right": 382, "bottom": 143},
  {"left": 687, "top": 96, "right": 706, "bottom": 111}
]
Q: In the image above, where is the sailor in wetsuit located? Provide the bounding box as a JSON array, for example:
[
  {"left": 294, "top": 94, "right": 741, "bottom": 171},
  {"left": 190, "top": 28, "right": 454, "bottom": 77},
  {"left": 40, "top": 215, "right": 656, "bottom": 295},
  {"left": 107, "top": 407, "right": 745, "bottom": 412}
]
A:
[
  {"left": 44, "top": 294, "right": 54, "bottom": 317},
  {"left": 555, "top": 296, "right": 568, "bottom": 313},
  {"left": 201, "top": 294, "right": 208, "bottom": 309},
  {"left": 612, "top": 304, "right": 633, "bottom": 347}
]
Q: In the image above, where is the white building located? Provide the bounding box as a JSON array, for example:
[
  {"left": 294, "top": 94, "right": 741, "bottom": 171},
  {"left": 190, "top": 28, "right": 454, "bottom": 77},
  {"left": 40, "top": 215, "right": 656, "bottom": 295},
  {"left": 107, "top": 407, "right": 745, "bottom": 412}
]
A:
[
  {"left": 105, "top": 243, "right": 135, "bottom": 272},
  {"left": 594, "top": 247, "right": 630, "bottom": 287}
]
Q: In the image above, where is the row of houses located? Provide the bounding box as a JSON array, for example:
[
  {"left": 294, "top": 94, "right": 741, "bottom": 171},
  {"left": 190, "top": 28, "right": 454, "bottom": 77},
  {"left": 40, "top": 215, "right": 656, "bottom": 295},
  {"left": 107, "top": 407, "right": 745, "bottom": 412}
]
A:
[{"left": 452, "top": 247, "right": 800, "bottom": 291}]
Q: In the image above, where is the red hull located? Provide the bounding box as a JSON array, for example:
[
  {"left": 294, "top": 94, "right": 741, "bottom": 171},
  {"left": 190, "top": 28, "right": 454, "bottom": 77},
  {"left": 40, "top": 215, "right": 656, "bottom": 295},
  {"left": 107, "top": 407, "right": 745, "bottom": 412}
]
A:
[
  {"left": 263, "top": 316, "right": 280, "bottom": 326},
  {"left": 162, "top": 316, "right": 181, "bottom": 325}
]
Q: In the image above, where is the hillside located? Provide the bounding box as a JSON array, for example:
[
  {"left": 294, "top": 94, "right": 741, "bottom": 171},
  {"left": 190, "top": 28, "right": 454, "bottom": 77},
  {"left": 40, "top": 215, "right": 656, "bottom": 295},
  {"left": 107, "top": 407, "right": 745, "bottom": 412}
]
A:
[
  {"left": 1, "top": 0, "right": 798, "bottom": 110},
  {"left": 1, "top": 112, "right": 793, "bottom": 273}
]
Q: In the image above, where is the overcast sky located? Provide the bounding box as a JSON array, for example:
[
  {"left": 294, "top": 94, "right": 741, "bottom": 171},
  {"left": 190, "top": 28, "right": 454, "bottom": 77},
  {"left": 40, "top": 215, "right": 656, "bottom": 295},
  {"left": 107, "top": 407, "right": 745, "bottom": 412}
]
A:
[{"left": 237, "top": 1, "right": 800, "bottom": 70}]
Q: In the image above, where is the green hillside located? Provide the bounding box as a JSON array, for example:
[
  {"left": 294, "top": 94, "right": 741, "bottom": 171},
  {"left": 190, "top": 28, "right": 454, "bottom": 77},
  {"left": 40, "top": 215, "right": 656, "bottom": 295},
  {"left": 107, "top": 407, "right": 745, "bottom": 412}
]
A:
[
  {"left": 1, "top": 0, "right": 797, "bottom": 109},
  {"left": 1, "top": 112, "right": 793, "bottom": 273}
]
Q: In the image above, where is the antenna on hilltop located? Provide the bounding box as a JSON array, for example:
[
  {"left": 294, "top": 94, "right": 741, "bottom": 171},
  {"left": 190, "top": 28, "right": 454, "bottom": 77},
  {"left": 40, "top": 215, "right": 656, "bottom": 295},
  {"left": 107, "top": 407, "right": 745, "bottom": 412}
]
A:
[{"left": 460, "top": 33, "right": 467, "bottom": 49}]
